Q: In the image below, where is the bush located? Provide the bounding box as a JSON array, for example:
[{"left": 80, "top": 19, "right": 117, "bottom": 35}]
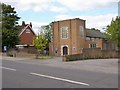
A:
[{"left": 7, "top": 52, "right": 13, "bottom": 57}]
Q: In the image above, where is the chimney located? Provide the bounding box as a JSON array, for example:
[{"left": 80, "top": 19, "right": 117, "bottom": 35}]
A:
[
  {"left": 22, "top": 21, "right": 26, "bottom": 29},
  {"left": 91, "top": 28, "right": 96, "bottom": 30},
  {"left": 30, "top": 22, "right": 32, "bottom": 28},
  {"left": 96, "top": 29, "right": 100, "bottom": 32}
]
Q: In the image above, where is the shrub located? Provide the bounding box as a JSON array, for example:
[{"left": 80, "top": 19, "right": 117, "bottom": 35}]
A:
[{"left": 7, "top": 52, "right": 13, "bottom": 57}]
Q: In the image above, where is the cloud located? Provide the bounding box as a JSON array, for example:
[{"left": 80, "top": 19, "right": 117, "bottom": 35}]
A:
[
  {"left": 1, "top": 0, "right": 118, "bottom": 13},
  {"left": 2, "top": 0, "right": 118, "bottom": 32},
  {"left": 1, "top": 0, "right": 55, "bottom": 12},
  {"left": 57, "top": 0, "right": 119, "bottom": 11},
  {"left": 55, "top": 14, "right": 117, "bottom": 31},
  {"left": 24, "top": 21, "right": 49, "bottom": 35},
  {"left": 1, "top": 0, "right": 67, "bottom": 13},
  {"left": 80, "top": 14, "right": 117, "bottom": 30},
  {"left": 55, "top": 15, "right": 71, "bottom": 20},
  {"left": 50, "top": 6, "right": 67, "bottom": 13}
]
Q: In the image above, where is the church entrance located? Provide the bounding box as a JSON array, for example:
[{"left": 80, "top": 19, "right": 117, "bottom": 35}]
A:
[{"left": 63, "top": 46, "right": 68, "bottom": 55}]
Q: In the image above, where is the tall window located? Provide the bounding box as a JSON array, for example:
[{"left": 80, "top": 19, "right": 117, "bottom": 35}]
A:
[
  {"left": 80, "top": 26, "right": 84, "bottom": 37},
  {"left": 61, "top": 27, "right": 68, "bottom": 39}
]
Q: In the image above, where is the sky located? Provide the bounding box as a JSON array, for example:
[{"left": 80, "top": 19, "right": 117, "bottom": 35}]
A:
[{"left": 1, "top": 0, "right": 119, "bottom": 34}]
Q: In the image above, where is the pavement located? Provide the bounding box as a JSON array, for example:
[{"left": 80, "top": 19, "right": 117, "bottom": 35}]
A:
[{"left": 1, "top": 56, "right": 118, "bottom": 88}]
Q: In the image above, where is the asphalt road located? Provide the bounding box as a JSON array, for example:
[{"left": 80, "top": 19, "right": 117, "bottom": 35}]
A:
[{"left": 2, "top": 56, "right": 118, "bottom": 88}]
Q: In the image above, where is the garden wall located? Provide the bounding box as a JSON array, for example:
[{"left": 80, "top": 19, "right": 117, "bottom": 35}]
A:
[
  {"left": 63, "top": 48, "right": 118, "bottom": 61},
  {"left": 16, "top": 46, "right": 37, "bottom": 54}
]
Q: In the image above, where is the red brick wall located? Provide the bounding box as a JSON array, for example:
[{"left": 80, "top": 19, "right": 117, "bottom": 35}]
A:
[
  {"left": 50, "top": 18, "right": 113, "bottom": 56},
  {"left": 17, "top": 46, "right": 37, "bottom": 54},
  {"left": 52, "top": 18, "right": 86, "bottom": 56},
  {"left": 19, "top": 26, "right": 35, "bottom": 45}
]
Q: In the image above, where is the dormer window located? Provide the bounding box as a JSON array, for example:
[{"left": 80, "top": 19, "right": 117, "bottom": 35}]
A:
[
  {"left": 86, "top": 37, "right": 90, "bottom": 40},
  {"left": 26, "top": 29, "right": 30, "bottom": 33}
]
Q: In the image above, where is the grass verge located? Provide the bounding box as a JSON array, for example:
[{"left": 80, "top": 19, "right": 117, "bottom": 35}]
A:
[{"left": 38, "top": 55, "right": 52, "bottom": 59}]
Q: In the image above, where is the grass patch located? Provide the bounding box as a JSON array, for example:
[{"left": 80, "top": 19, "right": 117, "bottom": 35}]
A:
[{"left": 38, "top": 55, "right": 52, "bottom": 59}]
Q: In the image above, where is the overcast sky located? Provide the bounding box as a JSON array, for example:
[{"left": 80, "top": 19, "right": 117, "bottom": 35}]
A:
[{"left": 1, "top": 0, "right": 119, "bottom": 34}]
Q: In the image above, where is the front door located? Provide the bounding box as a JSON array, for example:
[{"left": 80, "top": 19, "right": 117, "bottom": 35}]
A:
[{"left": 63, "top": 46, "right": 68, "bottom": 55}]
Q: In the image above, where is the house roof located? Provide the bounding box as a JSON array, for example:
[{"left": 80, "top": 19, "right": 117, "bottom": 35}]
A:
[
  {"left": 86, "top": 28, "right": 106, "bottom": 38},
  {"left": 19, "top": 24, "right": 37, "bottom": 36}
]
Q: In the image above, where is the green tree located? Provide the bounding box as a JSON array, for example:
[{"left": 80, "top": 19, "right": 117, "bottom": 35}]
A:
[
  {"left": 33, "top": 34, "right": 47, "bottom": 53},
  {"left": 0, "top": 3, "right": 2, "bottom": 51},
  {"left": 41, "top": 23, "right": 52, "bottom": 50},
  {"left": 105, "top": 16, "right": 120, "bottom": 49},
  {"left": 1, "top": 3, "right": 20, "bottom": 50}
]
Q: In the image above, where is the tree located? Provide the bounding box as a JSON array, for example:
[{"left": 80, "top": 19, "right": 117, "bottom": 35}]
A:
[
  {"left": 41, "top": 23, "right": 52, "bottom": 50},
  {"left": 0, "top": 24, "right": 1, "bottom": 51},
  {"left": 105, "top": 16, "right": 120, "bottom": 49},
  {"left": 1, "top": 3, "right": 20, "bottom": 50},
  {"left": 33, "top": 34, "right": 47, "bottom": 53}
]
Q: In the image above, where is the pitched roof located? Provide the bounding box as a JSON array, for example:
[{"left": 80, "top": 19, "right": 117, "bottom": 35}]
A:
[
  {"left": 86, "top": 28, "right": 106, "bottom": 38},
  {"left": 19, "top": 24, "right": 37, "bottom": 36}
]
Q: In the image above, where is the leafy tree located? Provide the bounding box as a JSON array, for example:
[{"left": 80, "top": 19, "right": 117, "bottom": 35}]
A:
[
  {"left": 105, "top": 16, "right": 120, "bottom": 49},
  {"left": 1, "top": 3, "right": 20, "bottom": 50},
  {"left": 0, "top": 4, "right": 2, "bottom": 51},
  {"left": 33, "top": 34, "right": 47, "bottom": 53},
  {"left": 41, "top": 23, "right": 52, "bottom": 50}
]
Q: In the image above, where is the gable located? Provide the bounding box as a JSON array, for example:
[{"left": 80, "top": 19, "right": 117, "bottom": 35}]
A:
[{"left": 19, "top": 25, "right": 36, "bottom": 36}]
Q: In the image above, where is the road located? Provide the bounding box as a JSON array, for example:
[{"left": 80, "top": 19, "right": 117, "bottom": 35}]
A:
[{"left": 2, "top": 56, "right": 118, "bottom": 88}]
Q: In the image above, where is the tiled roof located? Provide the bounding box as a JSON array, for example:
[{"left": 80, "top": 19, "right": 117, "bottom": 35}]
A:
[{"left": 86, "top": 28, "right": 106, "bottom": 38}]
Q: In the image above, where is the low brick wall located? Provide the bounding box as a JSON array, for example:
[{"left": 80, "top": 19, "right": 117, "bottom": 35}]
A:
[
  {"left": 15, "top": 52, "right": 36, "bottom": 58},
  {"left": 83, "top": 48, "right": 118, "bottom": 59},
  {"left": 17, "top": 46, "right": 37, "bottom": 54},
  {"left": 5, "top": 51, "right": 36, "bottom": 58},
  {"left": 63, "top": 48, "right": 118, "bottom": 61}
]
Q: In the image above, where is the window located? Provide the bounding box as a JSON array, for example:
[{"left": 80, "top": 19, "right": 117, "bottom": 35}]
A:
[
  {"left": 91, "top": 38, "right": 95, "bottom": 41},
  {"left": 89, "top": 44, "right": 96, "bottom": 48},
  {"left": 93, "top": 44, "right": 96, "bottom": 48},
  {"left": 61, "top": 27, "right": 68, "bottom": 39},
  {"left": 86, "top": 37, "right": 90, "bottom": 40},
  {"left": 80, "top": 26, "right": 84, "bottom": 37},
  {"left": 51, "top": 30, "right": 53, "bottom": 42},
  {"left": 26, "top": 29, "right": 30, "bottom": 33}
]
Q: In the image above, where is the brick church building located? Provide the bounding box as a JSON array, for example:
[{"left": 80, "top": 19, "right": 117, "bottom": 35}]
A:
[{"left": 49, "top": 18, "right": 116, "bottom": 56}]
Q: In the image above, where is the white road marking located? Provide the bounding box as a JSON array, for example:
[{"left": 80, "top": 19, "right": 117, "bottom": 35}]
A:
[
  {"left": 0, "top": 67, "right": 16, "bottom": 71},
  {"left": 30, "top": 72, "right": 90, "bottom": 86}
]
